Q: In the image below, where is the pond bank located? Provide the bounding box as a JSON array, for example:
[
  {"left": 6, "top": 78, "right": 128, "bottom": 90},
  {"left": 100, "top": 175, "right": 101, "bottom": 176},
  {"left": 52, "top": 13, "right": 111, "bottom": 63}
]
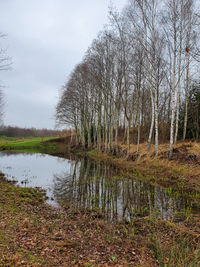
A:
[
  {"left": 0, "top": 173, "right": 199, "bottom": 266},
  {"left": 62, "top": 141, "right": 200, "bottom": 203}
]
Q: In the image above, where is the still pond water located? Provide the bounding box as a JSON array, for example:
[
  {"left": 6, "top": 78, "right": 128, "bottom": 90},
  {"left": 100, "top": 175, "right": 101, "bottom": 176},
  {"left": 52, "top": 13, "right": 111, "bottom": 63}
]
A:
[{"left": 0, "top": 151, "right": 195, "bottom": 222}]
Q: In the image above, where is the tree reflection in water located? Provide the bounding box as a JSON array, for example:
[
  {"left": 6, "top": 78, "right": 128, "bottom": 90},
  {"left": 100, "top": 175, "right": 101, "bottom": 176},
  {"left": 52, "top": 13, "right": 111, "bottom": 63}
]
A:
[{"left": 53, "top": 157, "right": 191, "bottom": 222}]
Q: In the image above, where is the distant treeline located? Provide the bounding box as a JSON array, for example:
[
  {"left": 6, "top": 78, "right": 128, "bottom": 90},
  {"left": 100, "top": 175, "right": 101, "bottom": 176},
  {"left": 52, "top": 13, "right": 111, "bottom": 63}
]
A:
[{"left": 0, "top": 126, "right": 63, "bottom": 138}]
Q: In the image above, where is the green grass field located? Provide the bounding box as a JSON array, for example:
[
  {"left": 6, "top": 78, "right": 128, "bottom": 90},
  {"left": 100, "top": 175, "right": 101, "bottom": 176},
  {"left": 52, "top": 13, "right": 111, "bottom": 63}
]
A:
[{"left": 0, "top": 136, "right": 58, "bottom": 153}]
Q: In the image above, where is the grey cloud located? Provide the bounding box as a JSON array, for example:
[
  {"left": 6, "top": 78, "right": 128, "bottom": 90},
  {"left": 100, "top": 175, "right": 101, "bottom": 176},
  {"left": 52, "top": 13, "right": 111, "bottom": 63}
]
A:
[{"left": 0, "top": 0, "right": 127, "bottom": 129}]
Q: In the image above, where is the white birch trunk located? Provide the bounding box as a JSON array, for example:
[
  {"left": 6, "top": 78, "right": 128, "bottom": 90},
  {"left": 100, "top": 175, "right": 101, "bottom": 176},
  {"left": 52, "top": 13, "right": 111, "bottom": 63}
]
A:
[
  {"left": 169, "top": 0, "right": 177, "bottom": 159},
  {"left": 154, "top": 87, "right": 159, "bottom": 154},
  {"left": 147, "top": 89, "right": 155, "bottom": 152},
  {"left": 174, "top": 0, "right": 183, "bottom": 144},
  {"left": 183, "top": 52, "right": 190, "bottom": 140}
]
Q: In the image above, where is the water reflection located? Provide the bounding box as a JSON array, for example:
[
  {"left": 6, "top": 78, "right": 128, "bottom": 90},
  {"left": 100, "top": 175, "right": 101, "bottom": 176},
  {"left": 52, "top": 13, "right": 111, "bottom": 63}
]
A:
[
  {"left": 0, "top": 151, "right": 72, "bottom": 206},
  {"left": 53, "top": 157, "right": 189, "bottom": 222},
  {"left": 0, "top": 152, "right": 194, "bottom": 222}
]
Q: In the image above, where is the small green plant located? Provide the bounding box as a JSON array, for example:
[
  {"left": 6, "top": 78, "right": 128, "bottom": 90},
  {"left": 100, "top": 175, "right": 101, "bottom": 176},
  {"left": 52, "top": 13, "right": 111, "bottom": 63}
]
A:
[
  {"left": 148, "top": 234, "right": 200, "bottom": 266},
  {"left": 131, "top": 227, "right": 135, "bottom": 238},
  {"left": 84, "top": 262, "right": 92, "bottom": 267},
  {"left": 110, "top": 255, "right": 116, "bottom": 261},
  {"left": 185, "top": 205, "right": 192, "bottom": 222},
  {"left": 166, "top": 187, "right": 173, "bottom": 196}
]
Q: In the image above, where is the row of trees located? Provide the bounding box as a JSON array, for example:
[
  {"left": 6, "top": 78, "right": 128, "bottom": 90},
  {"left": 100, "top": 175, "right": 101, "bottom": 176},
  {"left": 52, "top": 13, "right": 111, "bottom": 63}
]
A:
[
  {"left": 0, "top": 125, "right": 61, "bottom": 138},
  {"left": 56, "top": 0, "right": 200, "bottom": 157}
]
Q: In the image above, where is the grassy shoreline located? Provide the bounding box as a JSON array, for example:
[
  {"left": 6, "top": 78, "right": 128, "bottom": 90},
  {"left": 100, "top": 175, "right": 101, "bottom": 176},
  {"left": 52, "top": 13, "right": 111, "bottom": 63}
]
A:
[
  {"left": 67, "top": 142, "right": 200, "bottom": 203},
  {"left": 87, "top": 150, "right": 200, "bottom": 198}
]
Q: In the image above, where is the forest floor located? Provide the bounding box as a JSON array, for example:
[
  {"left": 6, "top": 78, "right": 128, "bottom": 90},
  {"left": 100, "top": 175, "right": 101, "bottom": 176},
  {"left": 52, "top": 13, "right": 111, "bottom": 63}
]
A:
[{"left": 0, "top": 173, "right": 199, "bottom": 266}]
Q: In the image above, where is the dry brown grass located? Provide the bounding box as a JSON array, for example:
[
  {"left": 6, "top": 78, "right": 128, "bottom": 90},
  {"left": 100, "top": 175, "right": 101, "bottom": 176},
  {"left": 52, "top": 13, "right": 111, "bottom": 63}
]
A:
[
  {"left": 187, "top": 141, "right": 200, "bottom": 156},
  {"left": 119, "top": 140, "right": 200, "bottom": 156}
]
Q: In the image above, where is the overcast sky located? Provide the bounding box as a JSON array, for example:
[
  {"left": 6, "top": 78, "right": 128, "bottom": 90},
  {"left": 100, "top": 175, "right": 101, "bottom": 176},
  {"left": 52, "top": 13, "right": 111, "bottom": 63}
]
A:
[{"left": 0, "top": 0, "right": 127, "bottom": 129}]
